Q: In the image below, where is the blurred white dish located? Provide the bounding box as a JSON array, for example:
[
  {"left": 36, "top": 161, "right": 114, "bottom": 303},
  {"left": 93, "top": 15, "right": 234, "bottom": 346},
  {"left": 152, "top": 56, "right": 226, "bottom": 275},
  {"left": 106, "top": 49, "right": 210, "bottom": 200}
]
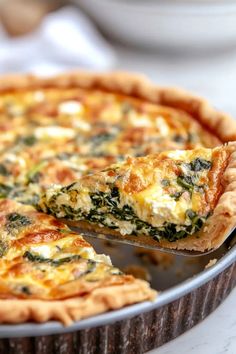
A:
[
  {"left": 0, "top": 6, "right": 116, "bottom": 74},
  {"left": 75, "top": 0, "right": 236, "bottom": 50}
]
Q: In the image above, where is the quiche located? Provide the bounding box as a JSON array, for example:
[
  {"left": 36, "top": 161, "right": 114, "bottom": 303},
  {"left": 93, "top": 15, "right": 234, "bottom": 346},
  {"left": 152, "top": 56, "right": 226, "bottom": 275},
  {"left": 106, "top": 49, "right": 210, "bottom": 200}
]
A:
[
  {"left": 0, "top": 71, "right": 234, "bottom": 205},
  {"left": 40, "top": 144, "right": 236, "bottom": 252},
  {"left": 0, "top": 198, "right": 155, "bottom": 325},
  {"left": 0, "top": 71, "right": 235, "bottom": 324}
]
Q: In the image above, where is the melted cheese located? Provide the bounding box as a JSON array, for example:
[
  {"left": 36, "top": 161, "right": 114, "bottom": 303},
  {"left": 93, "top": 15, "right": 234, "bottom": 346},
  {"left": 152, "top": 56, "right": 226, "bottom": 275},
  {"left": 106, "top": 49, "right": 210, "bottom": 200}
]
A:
[
  {"left": 121, "top": 183, "right": 189, "bottom": 226},
  {"left": 58, "top": 101, "right": 83, "bottom": 115},
  {"left": 128, "top": 113, "right": 152, "bottom": 128},
  {"left": 30, "top": 244, "right": 53, "bottom": 258},
  {"left": 41, "top": 147, "right": 221, "bottom": 237},
  {"left": 155, "top": 116, "right": 170, "bottom": 137},
  {"left": 166, "top": 148, "right": 212, "bottom": 162},
  {"left": 35, "top": 126, "right": 76, "bottom": 139},
  {"left": 33, "top": 91, "right": 45, "bottom": 102}
]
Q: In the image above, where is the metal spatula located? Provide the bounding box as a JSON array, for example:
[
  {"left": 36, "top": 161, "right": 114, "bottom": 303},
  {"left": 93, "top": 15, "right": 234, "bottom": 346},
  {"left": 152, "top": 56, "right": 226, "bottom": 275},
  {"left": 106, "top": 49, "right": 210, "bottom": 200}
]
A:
[{"left": 69, "top": 225, "right": 236, "bottom": 257}]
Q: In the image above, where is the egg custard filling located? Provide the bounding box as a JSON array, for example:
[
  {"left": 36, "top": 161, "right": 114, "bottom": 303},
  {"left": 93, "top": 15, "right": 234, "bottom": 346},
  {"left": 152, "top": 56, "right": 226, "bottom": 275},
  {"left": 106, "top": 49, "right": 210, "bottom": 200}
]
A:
[
  {"left": 0, "top": 80, "right": 222, "bottom": 208},
  {"left": 40, "top": 144, "right": 236, "bottom": 251}
]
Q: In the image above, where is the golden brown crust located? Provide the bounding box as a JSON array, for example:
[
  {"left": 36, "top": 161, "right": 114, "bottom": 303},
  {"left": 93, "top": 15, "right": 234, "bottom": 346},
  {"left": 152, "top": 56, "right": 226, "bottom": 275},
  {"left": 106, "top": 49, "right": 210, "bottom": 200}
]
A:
[
  {"left": 0, "top": 278, "right": 156, "bottom": 325},
  {"left": 0, "top": 70, "right": 235, "bottom": 142},
  {"left": 164, "top": 142, "right": 236, "bottom": 251}
]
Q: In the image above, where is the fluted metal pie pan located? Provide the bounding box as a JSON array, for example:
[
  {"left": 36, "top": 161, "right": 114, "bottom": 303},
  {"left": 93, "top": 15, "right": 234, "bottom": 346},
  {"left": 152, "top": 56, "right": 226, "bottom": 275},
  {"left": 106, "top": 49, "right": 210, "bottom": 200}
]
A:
[{"left": 0, "top": 234, "right": 235, "bottom": 354}]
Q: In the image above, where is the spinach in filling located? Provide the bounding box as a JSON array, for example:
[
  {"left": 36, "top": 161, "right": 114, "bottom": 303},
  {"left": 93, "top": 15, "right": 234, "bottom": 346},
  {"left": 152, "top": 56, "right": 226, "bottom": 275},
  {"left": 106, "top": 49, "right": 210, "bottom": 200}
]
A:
[
  {"left": 172, "top": 132, "right": 196, "bottom": 144},
  {"left": 0, "top": 184, "right": 40, "bottom": 205},
  {"left": 23, "top": 251, "right": 98, "bottom": 277},
  {"left": 92, "top": 133, "right": 114, "bottom": 147},
  {"left": 161, "top": 179, "right": 170, "bottom": 187},
  {"left": 91, "top": 126, "right": 121, "bottom": 149},
  {"left": 21, "top": 286, "right": 32, "bottom": 295},
  {"left": 20, "top": 135, "right": 37, "bottom": 147},
  {"left": 20, "top": 194, "right": 40, "bottom": 206},
  {"left": 0, "top": 164, "right": 10, "bottom": 177},
  {"left": 177, "top": 175, "right": 196, "bottom": 193},
  {"left": 187, "top": 158, "right": 212, "bottom": 172},
  {"left": 170, "top": 191, "right": 183, "bottom": 201},
  {"left": 175, "top": 158, "right": 212, "bottom": 196},
  {"left": 0, "top": 183, "right": 13, "bottom": 198},
  {"left": 23, "top": 251, "right": 82, "bottom": 266},
  {"left": 46, "top": 156, "right": 212, "bottom": 242},
  {"left": 0, "top": 240, "right": 8, "bottom": 257},
  {"left": 8, "top": 186, "right": 40, "bottom": 206},
  {"left": 50, "top": 186, "right": 209, "bottom": 243},
  {"left": 89, "top": 189, "right": 208, "bottom": 242},
  {"left": 26, "top": 161, "right": 46, "bottom": 184},
  {"left": 6, "top": 212, "right": 31, "bottom": 231}
]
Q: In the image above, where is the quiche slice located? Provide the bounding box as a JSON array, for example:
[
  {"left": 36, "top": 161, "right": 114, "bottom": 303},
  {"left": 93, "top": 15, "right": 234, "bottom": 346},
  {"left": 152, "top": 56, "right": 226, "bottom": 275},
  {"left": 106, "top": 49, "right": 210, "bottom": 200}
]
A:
[
  {"left": 0, "top": 199, "right": 155, "bottom": 325},
  {"left": 40, "top": 144, "right": 236, "bottom": 252}
]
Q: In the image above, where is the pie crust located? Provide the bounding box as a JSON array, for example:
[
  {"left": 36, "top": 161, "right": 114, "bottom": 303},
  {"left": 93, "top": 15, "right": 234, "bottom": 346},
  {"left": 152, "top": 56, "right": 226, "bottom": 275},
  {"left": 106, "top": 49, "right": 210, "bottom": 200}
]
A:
[{"left": 0, "top": 277, "right": 155, "bottom": 326}]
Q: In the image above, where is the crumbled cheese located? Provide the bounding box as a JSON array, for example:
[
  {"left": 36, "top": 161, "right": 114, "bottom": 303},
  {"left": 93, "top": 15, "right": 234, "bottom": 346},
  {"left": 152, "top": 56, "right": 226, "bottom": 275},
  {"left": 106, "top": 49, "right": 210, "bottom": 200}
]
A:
[
  {"left": 167, "top": 148, "right": 212, "bottom": 162},
  {"left": 129, "top": 113, "right": 152, "bottom": 127},
  {"left": 4, "top": 153, "right": 26, "bottom": 168},
  {"left": 72, "top": 118, "right": 91, "bottom": 132},
  {"left": 180, "top": 163, "right": 189, "bottom": 175},
  {"left": 151, "top": 198, "right": 177, "bottom": 218},
  {"left": 56, "top": 193, "right": 71, "bottom": 206},
  {"left": 114, "top": 220, "right": 135, "bottom": 235},
  {"left": 45, "top": 184, "right": 62, "bottom": 201},
  {"left": 121, "top": 183, "right": 190, "bottom": 227},
  {"left": 73, "top": 191, "right": 92, "bottom": 213},
  {"left": 59, "top": 101, "right": 83, "bottom": 115},
  {"left": 30, "top": 245, "right": 52, "bottom": 258},
  {"left": 62, "top": 159, "right": 87, "bottom": 172},
  {"left": 94, "top": 254, "right": 112, "bottom": 265},
  {"left": 166, "top": 150, "right": 188, "bottom": 160},
  {"left": 155, "top": 116, "right": 170, "bottom": 136},
  {"left": 33, "top": 91, "right": 45, "bottom": 102},
  {"left": 53, "top": 186, "right": 92, "bottom": 214},
  {"left": 35, "top": 126, "right": 76, "bottom": 139}
]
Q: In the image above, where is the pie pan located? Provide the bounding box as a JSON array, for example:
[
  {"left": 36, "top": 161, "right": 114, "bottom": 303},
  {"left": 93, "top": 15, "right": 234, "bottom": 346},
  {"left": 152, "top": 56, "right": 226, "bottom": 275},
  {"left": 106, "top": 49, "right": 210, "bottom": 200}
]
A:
[
  {"left": 0, "top": 236, "right": 235, "bottom": 354},
  {"left": 0, "top": 72, "right": 236, "bottom": 352}
]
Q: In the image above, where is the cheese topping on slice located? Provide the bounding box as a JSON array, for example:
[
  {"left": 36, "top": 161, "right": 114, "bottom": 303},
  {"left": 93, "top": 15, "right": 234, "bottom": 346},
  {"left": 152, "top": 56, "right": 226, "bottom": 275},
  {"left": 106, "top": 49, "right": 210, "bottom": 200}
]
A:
[
  {"left": 35, "top": 126, "right": 76, "bottom": 139},
  {"left": 58, "top": 101, "right": 83, "bottom": 115},
  {"left": 40, "top": 146, "right": 228, "bottom": 243}
]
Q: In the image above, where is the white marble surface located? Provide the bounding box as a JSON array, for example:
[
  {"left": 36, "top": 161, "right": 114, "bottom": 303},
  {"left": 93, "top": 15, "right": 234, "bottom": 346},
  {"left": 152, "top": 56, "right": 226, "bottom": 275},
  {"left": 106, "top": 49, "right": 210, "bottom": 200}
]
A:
[
  {"left": 148, "top": 288, "right": 236, "bottom": 354},
  {"left": 114, "top": 44, "right": 236, "bottom": 354}
]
